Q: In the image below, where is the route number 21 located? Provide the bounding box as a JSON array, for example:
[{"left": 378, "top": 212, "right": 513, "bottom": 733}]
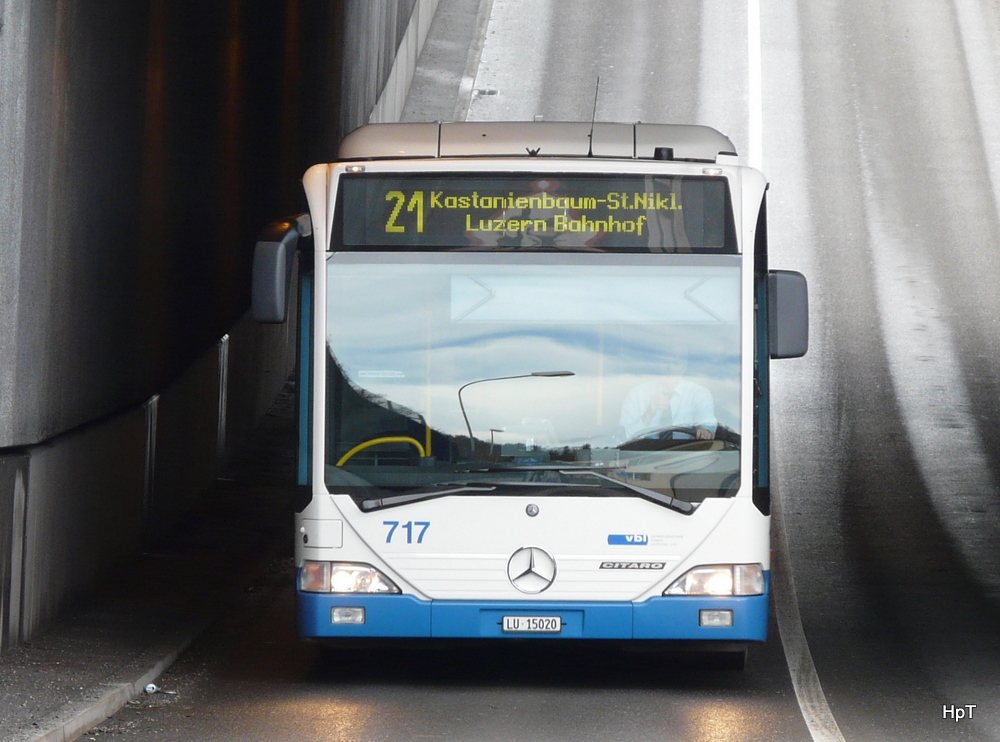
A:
[{"left": 385, "top": 190, "right": 425, "bottom": 233}]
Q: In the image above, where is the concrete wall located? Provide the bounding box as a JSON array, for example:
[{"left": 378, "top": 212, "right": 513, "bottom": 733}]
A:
[
  {"left": 364, "top": 0, "right": 440, "bottom": 124},
  {"left": 0, "top": 316, "right": 296, "bottom": 646},
  {"left": 0, "top": 0, "right": 435, "bottom": 651},
  {"left": 0, "top": 0, "right": 336, "bottom": 447}
]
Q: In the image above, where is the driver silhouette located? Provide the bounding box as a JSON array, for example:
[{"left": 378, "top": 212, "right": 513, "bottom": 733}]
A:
[{"left": 619, "top": 350, "right": 717, "bottom": 441}]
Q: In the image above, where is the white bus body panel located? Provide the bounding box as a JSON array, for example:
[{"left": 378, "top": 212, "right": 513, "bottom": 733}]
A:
[{"left": 297, "top": 494, "right": 768, "bottom": 602}]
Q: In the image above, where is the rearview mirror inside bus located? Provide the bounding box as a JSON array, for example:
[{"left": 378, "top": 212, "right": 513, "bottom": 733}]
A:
[{"left": 768, "top": 269, "right": 809, "bottom": 359}]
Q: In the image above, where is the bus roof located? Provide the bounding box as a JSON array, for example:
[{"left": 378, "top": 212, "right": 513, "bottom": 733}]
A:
[{"left": 337, "top": 122, "right": 738, "bottom": 164}]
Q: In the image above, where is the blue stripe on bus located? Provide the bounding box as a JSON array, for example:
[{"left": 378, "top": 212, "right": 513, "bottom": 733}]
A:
[{"left": 297, "top": 574, "right": 769, "bottom": 641}]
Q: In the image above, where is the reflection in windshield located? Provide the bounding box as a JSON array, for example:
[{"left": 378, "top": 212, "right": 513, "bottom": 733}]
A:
[{"left": 325, "top": 253, "right": 741, "bottom": 506}]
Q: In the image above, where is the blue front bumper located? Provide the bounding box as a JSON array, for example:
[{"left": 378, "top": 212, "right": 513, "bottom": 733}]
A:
[{"left": 298, "top": 579, "right": 769, "bottom": 642}]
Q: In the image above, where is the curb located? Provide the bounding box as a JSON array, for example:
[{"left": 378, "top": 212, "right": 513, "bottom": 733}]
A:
[{"left": 28, "top": 628, "right": 205, "bottom": 742}]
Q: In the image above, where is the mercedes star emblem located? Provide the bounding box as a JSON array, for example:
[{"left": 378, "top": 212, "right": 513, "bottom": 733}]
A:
[{"left": 507, "top": 546, "right": 557, "bottom": 594}]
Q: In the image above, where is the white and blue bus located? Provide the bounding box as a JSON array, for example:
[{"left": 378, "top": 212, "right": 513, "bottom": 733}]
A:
[{"left": 252, "top": 122, "right": 807, "bottom": 665}]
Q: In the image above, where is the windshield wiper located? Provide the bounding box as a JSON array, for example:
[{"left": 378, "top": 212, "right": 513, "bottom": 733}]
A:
[
  {"left": 558, "top": 469, "right": 694, "bottom": 515},
  {"left": 449, "top": 463, "right": 695, "bottom": 514},
  {"left": 356, "top": 466, "right": 694, "bottom": 514},
  {"left": 358, "top": 480, "right": 606, "bottom": 512},
  {"left": 358, "top": 485, "right": 496, "bottom": 512}
]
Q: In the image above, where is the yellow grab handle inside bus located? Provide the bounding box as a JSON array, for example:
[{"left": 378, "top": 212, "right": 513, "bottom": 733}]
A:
[{"left": 336, "top": 436, "right": 427, "bottom": 467}]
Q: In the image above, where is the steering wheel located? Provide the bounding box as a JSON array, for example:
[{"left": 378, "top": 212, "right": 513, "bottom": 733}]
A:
[
  {"left": 646, "top": 426, "right": 701, "bottom": 440},
  {"left": 619, "top": 426, "right": 717, "bottom": 452}
]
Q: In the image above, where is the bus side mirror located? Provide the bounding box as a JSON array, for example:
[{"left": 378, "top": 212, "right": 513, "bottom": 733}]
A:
[
  {"left": 768, "top": 270, "right": 808, "bottom": 359},
  {"left": 251, "top": 214, "right": 311, "bottom": 323}
]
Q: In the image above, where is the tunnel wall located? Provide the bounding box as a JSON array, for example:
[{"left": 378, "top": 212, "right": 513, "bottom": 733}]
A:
[{"left": 0, "top": 0, "right": 436, "bottom": 651}]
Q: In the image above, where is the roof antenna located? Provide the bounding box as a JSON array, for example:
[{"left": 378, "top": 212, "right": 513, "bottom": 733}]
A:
[{"left": 587, "top": 76, "right": 601, "bottom": 157}]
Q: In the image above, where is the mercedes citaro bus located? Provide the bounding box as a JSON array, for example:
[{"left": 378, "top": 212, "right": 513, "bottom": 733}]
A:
[{"left": 251, "top": 121, "right": 807, "bottom": 667}]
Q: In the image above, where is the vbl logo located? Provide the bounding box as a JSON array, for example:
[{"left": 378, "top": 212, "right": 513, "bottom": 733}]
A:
[{"left": 608, "top": 534, "right": 648, "bottom": 545}]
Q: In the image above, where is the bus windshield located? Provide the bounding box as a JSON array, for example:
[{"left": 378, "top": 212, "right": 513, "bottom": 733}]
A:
[{"left": 324, "top": 252, "right": 742, "bottom": 508}]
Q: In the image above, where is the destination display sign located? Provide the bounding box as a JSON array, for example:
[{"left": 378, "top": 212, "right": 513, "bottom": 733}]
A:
[{"left": 336, "top": 173, "right": 734, "bottom": 252}]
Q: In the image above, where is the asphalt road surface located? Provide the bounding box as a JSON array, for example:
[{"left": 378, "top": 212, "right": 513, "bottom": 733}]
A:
[{"left": 86, "top": 1, "right": 1000, "bottom": 740}]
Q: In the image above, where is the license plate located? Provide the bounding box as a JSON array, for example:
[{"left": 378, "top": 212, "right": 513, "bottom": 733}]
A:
[{"left": 502, "top": 615, "right": 562, "bottom": 633}]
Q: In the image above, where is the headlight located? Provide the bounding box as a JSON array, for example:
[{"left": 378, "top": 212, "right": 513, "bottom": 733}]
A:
[
  {"left": 299, "top": 561, "right": 401, "bottom": 594},
  {"left": 664, "top": 564, "right": 764, "bottom": 596}
]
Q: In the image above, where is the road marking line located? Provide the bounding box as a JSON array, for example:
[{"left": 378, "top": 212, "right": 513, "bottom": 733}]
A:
[
  {"left": 771, "top": 481, "right": 848, "bottom": 742},
  {"left": 755, "top": 0, "right": 844, "bottom": 737}
]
